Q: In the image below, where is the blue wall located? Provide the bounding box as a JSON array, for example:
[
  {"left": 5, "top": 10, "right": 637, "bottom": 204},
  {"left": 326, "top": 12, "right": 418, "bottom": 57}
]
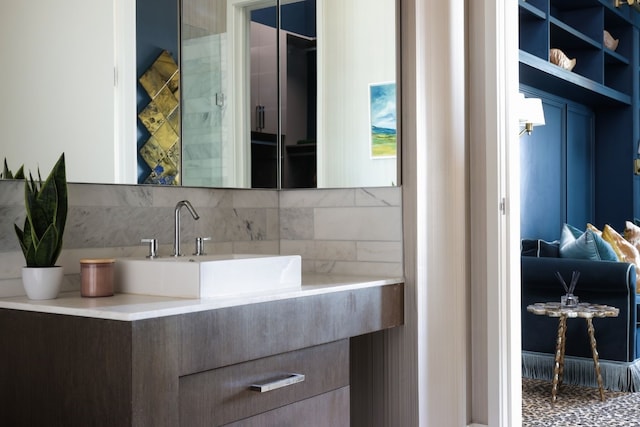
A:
[
  {"left": 520, "top": 86, "right": 595, "bottom": 241},
  {"left": 595, "top": 106, "right": 636, "bottom": 231}
]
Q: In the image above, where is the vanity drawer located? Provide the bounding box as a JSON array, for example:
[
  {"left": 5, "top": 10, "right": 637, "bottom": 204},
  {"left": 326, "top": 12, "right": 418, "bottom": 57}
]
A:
[
  {"left": 222, "top": 386, "right": 350, "bottom": 427},
  {"left": 178, "top": 339, "right": 349, "bottom": 427}
]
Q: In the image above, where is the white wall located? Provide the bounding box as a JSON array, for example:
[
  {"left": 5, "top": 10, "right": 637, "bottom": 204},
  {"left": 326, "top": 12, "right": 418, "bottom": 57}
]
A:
[
  {"left": 317, "top": 0, "right": 397, "bottom": 188},
  {"left": 1, "top": 0, "right": 116, "bottom": 183}
]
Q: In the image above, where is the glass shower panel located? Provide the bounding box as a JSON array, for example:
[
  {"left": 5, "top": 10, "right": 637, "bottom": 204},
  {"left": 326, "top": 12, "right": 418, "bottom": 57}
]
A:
[{"left": 181, "top": 0, "right": 228, "bottom": 187}]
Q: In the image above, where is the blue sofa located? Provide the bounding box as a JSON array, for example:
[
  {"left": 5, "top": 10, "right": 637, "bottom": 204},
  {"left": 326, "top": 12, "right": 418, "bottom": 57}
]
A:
[{"left": 521, "top": 255, "right": 640, "bottom": 391}]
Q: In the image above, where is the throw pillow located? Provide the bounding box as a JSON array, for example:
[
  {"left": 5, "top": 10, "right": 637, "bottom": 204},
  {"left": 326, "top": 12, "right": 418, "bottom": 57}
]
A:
[
  {"left": 624, "top": 221, "right": 640, "bottom": 253},
  {"left": 559, "top": 223, "right": 618, "bottom": 261},
  {"left": 602, "top": 224, "right": 640, "bottom": 289},
  {"left": 586, "top": 223, "right": 602, "bottom": 236},
  {"left": 521, "top": 239, "right": 560, "bottom": 257},
  {"left": 603, "top": 224, "right": 639, "bottom": 263}
]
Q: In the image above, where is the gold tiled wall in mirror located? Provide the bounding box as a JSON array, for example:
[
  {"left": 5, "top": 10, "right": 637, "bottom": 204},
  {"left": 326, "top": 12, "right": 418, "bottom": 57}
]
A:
[{"left": 138, "top": 51, "right": 181, "bottom": 185}]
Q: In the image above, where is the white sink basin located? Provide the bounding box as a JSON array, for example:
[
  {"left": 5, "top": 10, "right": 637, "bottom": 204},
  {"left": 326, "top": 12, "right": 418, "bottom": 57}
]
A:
[{"left": 114, "top": 254, "right": 301, "bottom": 299}]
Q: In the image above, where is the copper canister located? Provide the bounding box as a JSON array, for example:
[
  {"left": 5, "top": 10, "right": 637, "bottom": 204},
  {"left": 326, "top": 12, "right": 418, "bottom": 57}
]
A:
[{"left": 80, "top": 259, "right": 115, "bottom": 297}]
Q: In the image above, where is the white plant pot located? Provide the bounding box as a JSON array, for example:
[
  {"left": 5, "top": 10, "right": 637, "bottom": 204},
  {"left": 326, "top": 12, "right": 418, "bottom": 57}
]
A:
[{"left": 22, "top": 266, "right": 64, "bottom": 300}]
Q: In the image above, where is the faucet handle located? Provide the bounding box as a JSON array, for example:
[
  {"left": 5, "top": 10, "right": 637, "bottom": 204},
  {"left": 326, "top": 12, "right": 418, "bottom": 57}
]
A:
[
  {"left": 141, "top": 238, "right": 158, "bottom": 258},
  {"left": 193, "top": 237, "right": 211, "bottom": 256}
]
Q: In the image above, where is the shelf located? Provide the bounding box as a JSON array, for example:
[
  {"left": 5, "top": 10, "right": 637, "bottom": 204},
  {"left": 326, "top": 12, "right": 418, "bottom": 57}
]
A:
[
  {"left": 251, "top": 140, "right": 277, "bottom": 147},
  {"left": 550, "top": 17, "right": 601, "bottom": 49},
  {"left": 519, "top": 0, "right": 547, "bottom": 19},
  {"left": 552, "top": 3, "right": 603, "bottom": 41},
  {"left": 551, "top": 0, "right": 600, "bottom": 8},
  {"left": 285, "top": 143, "right": 316, "bottom": 157},
  {"left": 601, "top": 0, "right": 636, "bottom": 23},
  {"left": 604, "top": 48, "right": 630, "bottom": 65},
  {"left": 519, "top": 50, "right": 631, "bottom": 106}
]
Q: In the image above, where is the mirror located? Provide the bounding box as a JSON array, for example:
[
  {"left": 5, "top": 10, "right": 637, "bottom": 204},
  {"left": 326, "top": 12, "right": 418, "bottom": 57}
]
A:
[{"left": 2, "top": 0, "right": 397, "bottom": 189}]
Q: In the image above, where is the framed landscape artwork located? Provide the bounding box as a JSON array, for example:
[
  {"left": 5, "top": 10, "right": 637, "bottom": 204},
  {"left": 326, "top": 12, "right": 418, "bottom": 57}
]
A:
[{"left": 369, "top": 82, "right": 397, "bottom": 158}]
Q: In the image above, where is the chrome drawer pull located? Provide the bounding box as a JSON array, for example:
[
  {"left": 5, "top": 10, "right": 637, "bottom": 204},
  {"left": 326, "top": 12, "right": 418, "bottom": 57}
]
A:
[{"left": 249, "top": 373, "right": 305, "bottom": 393}]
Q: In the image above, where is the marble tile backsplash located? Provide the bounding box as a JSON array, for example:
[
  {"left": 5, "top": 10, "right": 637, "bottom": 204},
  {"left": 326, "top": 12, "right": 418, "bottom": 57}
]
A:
[
  {"left": 0, "top": 182, "right": 402, "bottom": 297},
  {"left": 280, "top": 187, "right": 403, "bottom": 276}
]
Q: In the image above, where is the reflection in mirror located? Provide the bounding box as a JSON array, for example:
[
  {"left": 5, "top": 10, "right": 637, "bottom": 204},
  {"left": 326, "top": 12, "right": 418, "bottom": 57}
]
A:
[
  {"left": 137, "top": 0, "right": 180, "bottom": 185},
  {"left": 180, "top": 0, "right": 318, "bottom": 189},
  {"left": 2, "top": 0, "right": 396, "bottom": 189},
  {"left": 180, "top": 0, "right": 396, "bottom": 188},
  {"left": 181, "top": 0, "right": 229, "bottom": 187},
  {"left": 250, "top": 1, "right": 317, "bottom": 188},
  {"left": 3, "top": 1, "right": 119, "bottom": 185},
  {"left": 224, "top": 0, "right": 398, "bottom": 188},
  {"left": 316, "top": 0, "right": 397, "bottom": 188}
]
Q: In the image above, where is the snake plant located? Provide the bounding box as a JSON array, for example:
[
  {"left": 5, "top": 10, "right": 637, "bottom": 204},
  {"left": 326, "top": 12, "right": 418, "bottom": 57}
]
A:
[
  {"left": 14, "top": 153, "right": 68, "bottom": 267},
  {"left": 1, "top": 158, "right": 24, "bottom": 179}
]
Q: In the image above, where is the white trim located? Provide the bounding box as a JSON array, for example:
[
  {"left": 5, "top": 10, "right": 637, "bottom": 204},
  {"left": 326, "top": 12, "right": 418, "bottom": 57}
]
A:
[
  {"left": 397, "top": 0, "right": 468, "bottom": 425},
  {"left": 227, "top": 0, "right": 258, "bottom": 188},
  {"left": 113, "top": 0, "right": 137, "bottom": 184},
  {"left": 468, "top": 1, "right": 520, "bottom": 426},
  {"left": 503, "top": 0, "right": 523, "bottom": 425}
]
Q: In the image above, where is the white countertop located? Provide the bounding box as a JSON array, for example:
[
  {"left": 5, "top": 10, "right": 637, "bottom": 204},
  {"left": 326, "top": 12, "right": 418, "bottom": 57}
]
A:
[{"left": 0, "top": 274, "right": 403, "bottom": 321}]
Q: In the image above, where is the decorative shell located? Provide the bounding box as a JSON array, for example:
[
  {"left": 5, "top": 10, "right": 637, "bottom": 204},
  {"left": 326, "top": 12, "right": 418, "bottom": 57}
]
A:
[
  {"left": 604, "top": 30, "right": 619, "bottom": 51},
  {"left": 549, "top": 48, "right": 576, "bottom": 72}
]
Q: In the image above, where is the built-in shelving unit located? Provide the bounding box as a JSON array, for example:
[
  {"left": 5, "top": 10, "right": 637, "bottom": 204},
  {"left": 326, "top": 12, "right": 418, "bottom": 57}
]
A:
[
  {"left": 519, "top": 0, "right": 635, "bottom": 106},
  {"left": 519, "top": 0, "right": 640, "bottom": 228}
]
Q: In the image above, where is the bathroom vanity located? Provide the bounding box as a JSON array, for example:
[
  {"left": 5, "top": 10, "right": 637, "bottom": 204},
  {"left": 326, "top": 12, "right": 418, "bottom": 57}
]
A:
[{"left": 0, "top": 275, "right": 403, "bottom": 426}]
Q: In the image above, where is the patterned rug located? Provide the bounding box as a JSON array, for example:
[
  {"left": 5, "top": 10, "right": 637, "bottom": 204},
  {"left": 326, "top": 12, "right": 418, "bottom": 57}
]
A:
[{"left": 522, "top": 378, "right": 640, "bottom": 426}]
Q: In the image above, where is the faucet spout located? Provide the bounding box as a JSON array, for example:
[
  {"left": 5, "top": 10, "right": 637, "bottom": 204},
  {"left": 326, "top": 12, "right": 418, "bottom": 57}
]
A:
[{"left": 174, "top": 200, "right": 200, "bottom": 257}]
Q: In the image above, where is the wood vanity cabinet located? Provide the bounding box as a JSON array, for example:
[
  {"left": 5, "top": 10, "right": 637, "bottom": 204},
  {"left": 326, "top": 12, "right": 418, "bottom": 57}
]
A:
[
  {"left": 0, "top": 283, "right": 403, "bottom": 427},
  {"left": 180, "top": 340, "right": 350, "bottom": 426}
]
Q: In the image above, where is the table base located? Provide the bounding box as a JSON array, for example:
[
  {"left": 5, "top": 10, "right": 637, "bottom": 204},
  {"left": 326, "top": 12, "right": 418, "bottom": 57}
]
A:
[{"left": 551, "top": 315, "right": 605, "bottom": 403}]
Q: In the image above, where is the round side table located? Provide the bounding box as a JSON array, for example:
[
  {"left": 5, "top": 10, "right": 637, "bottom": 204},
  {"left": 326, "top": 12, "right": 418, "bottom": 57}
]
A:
[{"left": 527, "top": 302, "right": 619, "bottom": 403}]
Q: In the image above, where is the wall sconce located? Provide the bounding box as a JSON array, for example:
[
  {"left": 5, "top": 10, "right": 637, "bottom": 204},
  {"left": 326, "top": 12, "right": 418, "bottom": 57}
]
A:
[
  {"left": 518, "top": 93, "right": 546, "bottom": 137},
  {"left": 615, "top": 0, "right": 640, "bottom": 12}
]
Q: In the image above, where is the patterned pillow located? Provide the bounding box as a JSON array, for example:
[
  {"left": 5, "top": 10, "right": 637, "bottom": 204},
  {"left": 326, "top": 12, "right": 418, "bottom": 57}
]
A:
[
  {"left": 586, "top": 222, "right": 602, "bottom": 236},
  {"left": 559, "top": 224, "right": 618, "bottom": 261},
  {"left": 603, "top": 224, "right": 640, "bottom": 290},
  {"left": 603, "top": 224, "right": 638, "bottom": 261},
  {"left": 624, "top": 221, "right": 640, "bottom": 253}
]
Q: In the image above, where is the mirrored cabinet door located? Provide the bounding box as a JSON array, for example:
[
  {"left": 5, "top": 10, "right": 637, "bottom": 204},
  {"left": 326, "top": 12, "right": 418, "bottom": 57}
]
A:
[{"left": 2, "top": 0, "right": 397, "bottom": 189}]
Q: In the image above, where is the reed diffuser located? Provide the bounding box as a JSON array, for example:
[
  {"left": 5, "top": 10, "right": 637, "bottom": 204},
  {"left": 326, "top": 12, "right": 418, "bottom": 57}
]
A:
[{"left": 555, "top": 271, "right": 580, "bottom": 308}]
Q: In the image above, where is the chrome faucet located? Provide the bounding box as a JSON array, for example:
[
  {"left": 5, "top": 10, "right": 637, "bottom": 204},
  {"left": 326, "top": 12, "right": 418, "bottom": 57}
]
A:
[{"left": 173, "top": 200, "right": 200, "bottom": 257}]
